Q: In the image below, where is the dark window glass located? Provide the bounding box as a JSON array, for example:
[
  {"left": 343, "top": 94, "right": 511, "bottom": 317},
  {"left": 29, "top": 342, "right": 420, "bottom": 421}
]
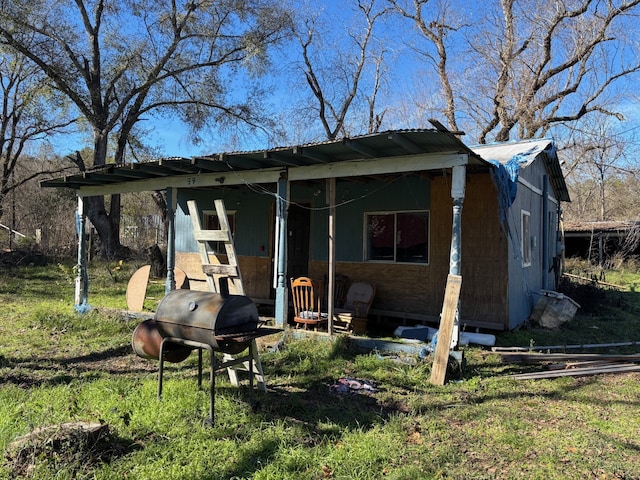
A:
[{"left": 366, "top": 211, "right": 429, "bottom": 263}]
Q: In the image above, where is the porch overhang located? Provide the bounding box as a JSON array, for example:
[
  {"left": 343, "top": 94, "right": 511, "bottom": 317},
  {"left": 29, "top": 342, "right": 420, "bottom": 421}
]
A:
[{"left": 41, "top": 128, "right": 491, "bottom": 195}]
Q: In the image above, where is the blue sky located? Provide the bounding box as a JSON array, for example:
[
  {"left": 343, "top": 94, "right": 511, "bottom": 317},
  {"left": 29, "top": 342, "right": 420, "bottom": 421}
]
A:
[{"left": 42, "top": 0, "right": 640, "bottom": 162}]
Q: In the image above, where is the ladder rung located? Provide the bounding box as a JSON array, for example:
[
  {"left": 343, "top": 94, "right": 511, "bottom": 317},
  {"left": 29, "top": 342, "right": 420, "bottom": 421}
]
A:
[
  {"left": 202, "top": 264, "right": 239, "bottom": 276},
  {"left": 193, "top": 231, "right": 231, "bottom": 242}
]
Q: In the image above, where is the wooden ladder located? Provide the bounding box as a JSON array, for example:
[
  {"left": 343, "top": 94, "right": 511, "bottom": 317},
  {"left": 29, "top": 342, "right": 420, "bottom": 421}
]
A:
[{"left": 187, "top": 199, "right": 267, "bottom": 392}]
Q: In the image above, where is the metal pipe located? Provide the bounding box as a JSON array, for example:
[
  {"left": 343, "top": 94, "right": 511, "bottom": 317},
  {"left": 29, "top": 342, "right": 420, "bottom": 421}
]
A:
[{"left": 74, "top": 196, "right": 89, "bottom": 312}]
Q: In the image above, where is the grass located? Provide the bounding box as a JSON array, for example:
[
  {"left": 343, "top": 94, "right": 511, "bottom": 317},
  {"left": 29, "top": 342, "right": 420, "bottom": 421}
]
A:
[{"left": 1, "top": 258, "right": 640, "bottom": 479}]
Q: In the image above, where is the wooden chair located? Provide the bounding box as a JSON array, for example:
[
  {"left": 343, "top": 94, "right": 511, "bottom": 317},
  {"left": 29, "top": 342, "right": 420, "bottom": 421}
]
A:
[
  {"left": 333, "top": 282, "right": 376, "bottom": 334},
  {"left": 323, "top": 273, "right": 350, "bottom": 309},
  {"left": 290, "top": 277, "right": 327, "bottom": 330}
]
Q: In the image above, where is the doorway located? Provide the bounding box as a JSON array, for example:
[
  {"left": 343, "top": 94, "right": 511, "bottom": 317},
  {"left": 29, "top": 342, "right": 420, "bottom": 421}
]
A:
[{"left": 287, "top": 203, "right": 311, "bottom": 280}]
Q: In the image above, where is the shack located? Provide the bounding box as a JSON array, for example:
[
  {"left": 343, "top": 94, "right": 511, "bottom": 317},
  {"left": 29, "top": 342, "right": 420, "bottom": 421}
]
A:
[{"left": 42, "top": 125, "right": 569, "bottom": 332}]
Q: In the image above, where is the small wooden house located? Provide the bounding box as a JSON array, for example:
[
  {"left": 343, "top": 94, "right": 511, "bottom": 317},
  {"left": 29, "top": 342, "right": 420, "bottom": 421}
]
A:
[{"left": 43, "top": 128, "right": 569, "bottom": 332}]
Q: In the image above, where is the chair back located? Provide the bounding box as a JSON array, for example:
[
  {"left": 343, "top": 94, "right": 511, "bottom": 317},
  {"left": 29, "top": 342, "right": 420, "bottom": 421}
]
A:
[
  {"left": 343, "top": 282, "right": 376, "bottom": 317},
  {"left": 290, "top": 277, "right": 323, "bottom": 321},
  {"left": 323, "top": 273, "right": 350, "bottom": 308}
]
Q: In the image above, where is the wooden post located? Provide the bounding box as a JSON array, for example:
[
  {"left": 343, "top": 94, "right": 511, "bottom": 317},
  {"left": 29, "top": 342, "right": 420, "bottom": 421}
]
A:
[
  {"left": 327, "top": 177, "right": 336, "bottom": 335},
  {"left": 165, "top": 187, "right": 176, "bottom": 294},
  {"left": 430, "top": 274, "right": 462, "bottom": 385}
]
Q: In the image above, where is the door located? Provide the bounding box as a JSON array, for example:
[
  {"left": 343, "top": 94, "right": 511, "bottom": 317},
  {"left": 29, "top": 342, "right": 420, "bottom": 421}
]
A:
[{"left": 287, "top": 203, "right": 311, "bottom": 280}]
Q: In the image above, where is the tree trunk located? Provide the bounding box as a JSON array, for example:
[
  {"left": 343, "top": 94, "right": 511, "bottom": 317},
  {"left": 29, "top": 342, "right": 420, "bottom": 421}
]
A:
[
  {"left": 85, "top": 195, "right": 121, "bottom": 260},
  {"left": 83, "top": 129, "right": 122, "bottom": 260}
]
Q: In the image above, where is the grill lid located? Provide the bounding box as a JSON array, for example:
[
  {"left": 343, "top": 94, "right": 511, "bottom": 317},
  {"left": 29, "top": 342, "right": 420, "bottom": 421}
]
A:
[{"left": 154, "top": 289, "right": 259, "bottom": 335}]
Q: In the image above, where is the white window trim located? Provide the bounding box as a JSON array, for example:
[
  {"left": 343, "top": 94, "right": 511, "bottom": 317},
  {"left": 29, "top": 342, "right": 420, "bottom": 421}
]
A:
[{"left": 521, "top": 209, "right": 532, "bottom": 267}]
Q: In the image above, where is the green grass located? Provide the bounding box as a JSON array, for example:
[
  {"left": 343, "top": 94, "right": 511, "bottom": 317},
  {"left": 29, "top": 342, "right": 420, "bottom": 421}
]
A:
[{"left": 1, "top": 259, "right": 640, "bottom": 479}]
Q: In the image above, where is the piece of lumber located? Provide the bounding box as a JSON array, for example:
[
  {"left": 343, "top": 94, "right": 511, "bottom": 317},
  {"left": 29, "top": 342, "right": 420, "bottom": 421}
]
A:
[
  {"left": 509, "top": 363, "right": 640, "bottom": 380},
  {"left": 430, "top": 274, "right": 462, "bottom": 386},
  {"left": 562, "top": 272, "right": 626, "bottom": 290},
  {"left": 492, "top": 341, "right": 640, "bottom": 352},
  {"left": 126, "top": 265, "right": 151, "bottom": 311},
  {"left": 491, "top": 352, "right": 640, "bottom": 364}
]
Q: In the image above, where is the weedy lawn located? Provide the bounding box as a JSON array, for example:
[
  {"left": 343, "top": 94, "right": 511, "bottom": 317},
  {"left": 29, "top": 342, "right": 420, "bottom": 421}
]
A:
[{"left": 1, "top": 259, "right": 640, "bottom": 479}]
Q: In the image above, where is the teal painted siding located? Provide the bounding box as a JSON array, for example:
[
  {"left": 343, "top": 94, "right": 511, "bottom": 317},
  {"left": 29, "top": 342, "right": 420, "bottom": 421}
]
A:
[
  {"left": 176, "top": 188, "right": 275, "bottom": 257},
  {"left": 307, "top": 177, "right": 431, "bottom": 261},
  {"left": 174, "top": 176, "right": 430, "bottom": 262}
]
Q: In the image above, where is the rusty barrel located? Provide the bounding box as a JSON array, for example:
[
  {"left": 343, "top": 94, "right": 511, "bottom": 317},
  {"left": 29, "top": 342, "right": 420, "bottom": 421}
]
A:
[{"left": 131, "top": 319, "right": 192, "bottom": 363}]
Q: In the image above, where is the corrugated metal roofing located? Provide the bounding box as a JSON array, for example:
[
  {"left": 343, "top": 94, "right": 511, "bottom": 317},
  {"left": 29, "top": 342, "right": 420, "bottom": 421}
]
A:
[
  {"left": 470, "top": 138, "right": 570, "bottom": 202},
  {"left": 41, "top": 129, "right": 489, "bottom": 190},
  {"left": 40, "top": 128, "right": 570, "bottom": 203},
  {"left": 564, "top": 220, "right": 640, "bottom": 234}
]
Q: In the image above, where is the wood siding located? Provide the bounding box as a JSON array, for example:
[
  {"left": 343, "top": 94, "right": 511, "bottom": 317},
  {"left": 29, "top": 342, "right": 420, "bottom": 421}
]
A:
[
  {"left": 174, "top": 172, "right": 510, "bottom": 330},
  {"left": 309, "top": 173, "right": 508, "bottom": 330}
]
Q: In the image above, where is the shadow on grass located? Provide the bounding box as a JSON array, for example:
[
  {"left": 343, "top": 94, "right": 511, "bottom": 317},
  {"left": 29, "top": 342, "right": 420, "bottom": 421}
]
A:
[{"left": 0, "top": 344, "right": 157, "bottom": 388}]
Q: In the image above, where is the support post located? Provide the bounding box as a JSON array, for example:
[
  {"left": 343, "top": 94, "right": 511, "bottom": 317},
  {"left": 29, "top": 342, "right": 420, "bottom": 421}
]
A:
[
  {"left": 542, "top": 176, "right": 549, "bottom": 290},
  {"left": 74, "top": 196, "right": 89, "bottom": 312},
  {"left": 327, "top": 177, "right": 336, "bottom": 335},
  {"left": 449, "top": 165, "right": 466, "bottom": 348},
  {"left": 165, "top": 187, "right": 177, "bottom": 294},
  {"left": 274, "top": 173, "right": 289, "bottom": 327}
]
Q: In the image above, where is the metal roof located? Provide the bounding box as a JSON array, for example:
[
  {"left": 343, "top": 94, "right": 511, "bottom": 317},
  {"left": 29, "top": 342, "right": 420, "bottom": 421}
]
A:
[
  {"left": 564, "top": 220, "right": 640, "bottom": 235},
  {"left": 470, "top": 138, "right": 570, "bottom": 202},
  {"left": 41, "top": 128, "right": 490, "bottom": 190}
]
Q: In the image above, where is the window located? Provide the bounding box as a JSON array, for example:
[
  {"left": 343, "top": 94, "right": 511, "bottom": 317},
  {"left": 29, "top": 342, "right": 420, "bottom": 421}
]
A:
[
  {"left": 521, "top": 210, "right": 531, "bottom": 267},
  {"left": 203, "top": 210, "right": 235, "bottom": 254},
  {"left": 366, "top": 211, "right": 429, "bottom": 263}
]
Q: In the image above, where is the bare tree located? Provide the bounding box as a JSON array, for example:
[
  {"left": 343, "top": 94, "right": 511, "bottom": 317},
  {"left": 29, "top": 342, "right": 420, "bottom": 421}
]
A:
[
  {"left": 8, "top": 150, "right": 78, "bottom": 254},
  {"left": 0, "top": 47, "right": 75, "bottom": 222},
  {"left": 388, "top": 0, "right": 466, "bottom": 133},
  {"left": 295, "top": 0, "right": 390, "bottom": 140},
  {"left": 562, "top": 116, "right": 636, "bottom": 221},
  {"left": 366, "top": 51, "right": 388, "bottom": 134},
  {"left": 0, "top": 0, "right": 290, "bottom": 258},
  {"left": 473, "top": 0, "right": 640, "bottom": 143},
  {"left": 390, "top": 0, "right": 640, "bottom": 144}
]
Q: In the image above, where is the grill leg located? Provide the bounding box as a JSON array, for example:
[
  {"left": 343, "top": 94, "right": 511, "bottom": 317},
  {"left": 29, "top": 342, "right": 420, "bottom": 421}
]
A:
[
  {"left": 158, "top": 338, "right": 167, "bottom": 399},
  {"left": 248, "top": 342, "right": 255, "bottom": 408},
  {"left": 197, "top": 348, "right": 203, "bottom": 388},
  {"left": 206, "top": 346, "right": 215, "bottom": 426}
]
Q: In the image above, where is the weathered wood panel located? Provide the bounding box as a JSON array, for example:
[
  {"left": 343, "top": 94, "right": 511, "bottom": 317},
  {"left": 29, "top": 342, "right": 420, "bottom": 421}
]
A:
[{"left": 175, "top": 252, "right": 272, "bottom": 299}]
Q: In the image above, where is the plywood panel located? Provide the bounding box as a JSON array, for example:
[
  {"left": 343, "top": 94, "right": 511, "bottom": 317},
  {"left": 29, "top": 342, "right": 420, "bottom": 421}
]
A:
[{"left": 175, "top": 252, "right": 272, "bottom": 299}]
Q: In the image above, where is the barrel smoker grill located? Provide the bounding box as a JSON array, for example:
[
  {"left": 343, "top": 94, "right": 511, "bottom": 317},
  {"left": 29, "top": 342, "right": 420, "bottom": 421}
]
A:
[{"left": 132, "top": 289, "right": 278, "bottom": 424}]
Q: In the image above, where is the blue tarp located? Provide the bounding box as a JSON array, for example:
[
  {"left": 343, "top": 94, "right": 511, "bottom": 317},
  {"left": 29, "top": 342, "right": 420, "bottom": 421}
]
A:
[{"left": 489, "top": 158, "right": 520, "bottom": 228}]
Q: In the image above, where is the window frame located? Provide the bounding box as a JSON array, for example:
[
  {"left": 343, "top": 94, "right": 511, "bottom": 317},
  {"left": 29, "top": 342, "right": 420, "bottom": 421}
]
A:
[
  {"left": 364, "top": 210, "right": 430, "bottom": 265},
  {"left": 202, "top": 209, "right": 236, "bottom": 254},
  {"left": 521, "top": 209, "right": 532, "bottom": 267}
]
